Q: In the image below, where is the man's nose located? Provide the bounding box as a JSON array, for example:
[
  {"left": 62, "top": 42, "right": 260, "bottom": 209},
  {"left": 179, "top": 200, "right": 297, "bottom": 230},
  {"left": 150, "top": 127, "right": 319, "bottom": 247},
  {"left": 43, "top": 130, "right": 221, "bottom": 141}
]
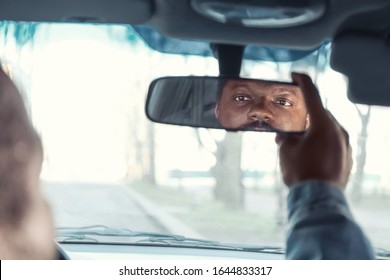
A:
[{"left": 248, "top": 100, "right": 273, "bottom": 121}]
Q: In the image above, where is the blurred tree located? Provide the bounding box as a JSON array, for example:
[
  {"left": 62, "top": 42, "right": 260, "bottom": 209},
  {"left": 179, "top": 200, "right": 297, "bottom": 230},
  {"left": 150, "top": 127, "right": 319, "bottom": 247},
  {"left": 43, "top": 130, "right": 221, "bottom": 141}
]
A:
[
  {"left": 195, "top": 129, "right": 244, "bottom": 210},
  {"left": 145, "top": 121, "right": 156, "bottom": 185},
  {"left": 4, "top": 22, "right": 38, "bottom": 45},
  {"left": 213, "top": 132, "right": 244, "bottom": 210},
  {"left": 172, "top": 49, "right": 245, "bottom": 209},
  {"left": 351, "top": 105, "right": 371, "bottom": 202},
  {"left": 107, "top": 26, "right": 157, "bottom": 184}
]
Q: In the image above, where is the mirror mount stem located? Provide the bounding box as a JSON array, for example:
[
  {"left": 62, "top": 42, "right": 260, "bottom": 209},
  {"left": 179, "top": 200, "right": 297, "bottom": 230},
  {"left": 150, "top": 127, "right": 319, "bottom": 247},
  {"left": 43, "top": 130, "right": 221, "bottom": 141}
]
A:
[{"left": 211, "top": 44, "right": 245, "bottom": 77}]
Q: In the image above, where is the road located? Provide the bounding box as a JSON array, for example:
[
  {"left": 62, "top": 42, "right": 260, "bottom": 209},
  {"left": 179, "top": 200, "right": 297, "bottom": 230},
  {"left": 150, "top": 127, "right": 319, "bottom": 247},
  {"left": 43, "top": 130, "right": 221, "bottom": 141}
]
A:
[
  {"left": 42, "top": 181, "right": 390, "bottom": 249},
  {"left": 42, "top": 181, "right": 166, "bottom": 232}
]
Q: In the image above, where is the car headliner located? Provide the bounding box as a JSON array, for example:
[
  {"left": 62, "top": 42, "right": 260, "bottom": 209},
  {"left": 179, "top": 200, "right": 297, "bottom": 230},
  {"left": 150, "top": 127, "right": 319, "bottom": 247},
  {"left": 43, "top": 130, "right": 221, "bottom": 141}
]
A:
[{"left": 1, "top": 0, "right": 389, "bottom": 48}]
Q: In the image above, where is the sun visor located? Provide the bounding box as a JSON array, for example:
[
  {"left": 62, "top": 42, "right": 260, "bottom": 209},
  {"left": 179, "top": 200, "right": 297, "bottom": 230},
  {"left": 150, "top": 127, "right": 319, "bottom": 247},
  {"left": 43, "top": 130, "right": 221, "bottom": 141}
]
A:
[{"left": 331, "top": 31, "right": 390, "bottom": 106}]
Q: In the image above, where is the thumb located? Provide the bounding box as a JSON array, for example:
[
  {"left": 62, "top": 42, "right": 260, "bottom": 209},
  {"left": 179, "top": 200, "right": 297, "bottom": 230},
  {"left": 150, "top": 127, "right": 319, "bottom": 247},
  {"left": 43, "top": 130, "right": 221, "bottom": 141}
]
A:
[{"left": 275, "top": 132, "right": 302, "bottom": 146}]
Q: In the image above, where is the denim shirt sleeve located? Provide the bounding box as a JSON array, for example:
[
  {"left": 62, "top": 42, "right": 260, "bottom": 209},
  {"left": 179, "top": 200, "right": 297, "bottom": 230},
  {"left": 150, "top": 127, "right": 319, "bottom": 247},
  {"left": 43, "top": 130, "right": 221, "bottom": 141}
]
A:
[{"left": 286, "top": 181, "right": 375, "bottom": 259}]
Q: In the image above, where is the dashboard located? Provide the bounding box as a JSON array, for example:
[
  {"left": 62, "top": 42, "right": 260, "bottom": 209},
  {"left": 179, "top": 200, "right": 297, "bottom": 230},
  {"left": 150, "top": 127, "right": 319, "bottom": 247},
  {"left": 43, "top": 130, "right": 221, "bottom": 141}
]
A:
[{"left": 57, "top": 243, "right": 284, "bottom": 260}]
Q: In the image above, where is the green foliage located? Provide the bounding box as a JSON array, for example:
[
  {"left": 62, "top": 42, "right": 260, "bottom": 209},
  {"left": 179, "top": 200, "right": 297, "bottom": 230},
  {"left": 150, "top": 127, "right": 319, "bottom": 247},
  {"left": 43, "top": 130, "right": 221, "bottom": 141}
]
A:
[
  {"left": 0, "top": 21, "right": 39, "bottom": 47},
  {"left": 106, "top": 25, "right": 142, "bottom": 45}
]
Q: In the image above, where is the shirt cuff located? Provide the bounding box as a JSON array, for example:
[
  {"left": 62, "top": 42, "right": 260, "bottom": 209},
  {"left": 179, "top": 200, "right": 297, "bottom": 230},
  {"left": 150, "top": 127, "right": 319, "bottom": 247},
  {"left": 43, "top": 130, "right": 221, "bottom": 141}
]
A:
[{"left": 287, "top": 180, "right": 353, "bottom": 225}]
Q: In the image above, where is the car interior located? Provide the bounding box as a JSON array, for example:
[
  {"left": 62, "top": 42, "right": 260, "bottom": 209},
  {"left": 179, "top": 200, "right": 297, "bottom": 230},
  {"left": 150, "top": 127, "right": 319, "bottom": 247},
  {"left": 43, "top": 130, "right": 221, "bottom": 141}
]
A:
[{"left": 1, "top": 0, "right": 390, "bottom": 260}]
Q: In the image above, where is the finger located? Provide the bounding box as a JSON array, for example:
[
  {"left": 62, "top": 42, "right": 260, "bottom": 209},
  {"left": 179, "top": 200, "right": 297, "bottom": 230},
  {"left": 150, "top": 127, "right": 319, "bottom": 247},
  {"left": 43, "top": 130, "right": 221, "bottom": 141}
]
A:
[
  {"left": 291, "top": 72, "right": 328, "bottom": 128},
  {"left": 342, "top": 128, "right": 353, "bottom": 187},
  {"left": 339, "top": 124, "right": 350, "bottom": 148}
]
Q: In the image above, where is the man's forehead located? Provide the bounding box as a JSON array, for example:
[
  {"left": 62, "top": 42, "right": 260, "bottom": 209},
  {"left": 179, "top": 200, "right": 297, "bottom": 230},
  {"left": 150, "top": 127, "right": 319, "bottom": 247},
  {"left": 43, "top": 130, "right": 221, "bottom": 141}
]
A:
[
  {"left": 225, "top": 79, "right": 267, "bottom": 88},
  {"left": 224, "top": 79, "right": 301, "bottom": 93}
]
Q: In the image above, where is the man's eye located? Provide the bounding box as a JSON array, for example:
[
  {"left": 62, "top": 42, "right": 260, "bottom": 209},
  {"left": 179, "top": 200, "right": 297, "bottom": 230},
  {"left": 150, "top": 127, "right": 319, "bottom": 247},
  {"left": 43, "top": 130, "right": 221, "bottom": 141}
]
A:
[
  {"left": 274, "top": 99, "right": 293, "bottom": 106},
  {"left": 234, "top": 96, "right": 251, "bottom": 102}
]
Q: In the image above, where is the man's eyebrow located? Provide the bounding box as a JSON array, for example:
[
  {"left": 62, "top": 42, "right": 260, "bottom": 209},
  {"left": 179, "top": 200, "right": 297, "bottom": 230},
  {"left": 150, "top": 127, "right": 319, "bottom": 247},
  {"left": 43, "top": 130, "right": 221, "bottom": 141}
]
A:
[
  {"left": 231, "top": 81, "right": 252, "bottom": 89},
  {"left": 272, "top": 86, "right": 299, "bottom": 94},
  {"left": 228, "top": 81, "right": 299, "bottom": 94}
]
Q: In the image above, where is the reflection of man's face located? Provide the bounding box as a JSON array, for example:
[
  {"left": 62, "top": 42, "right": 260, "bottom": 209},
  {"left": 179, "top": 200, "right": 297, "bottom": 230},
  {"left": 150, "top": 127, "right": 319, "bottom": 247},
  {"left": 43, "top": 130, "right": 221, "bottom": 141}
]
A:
[{"left": 215, "top": 79, "right": 310, "bottom": 132}]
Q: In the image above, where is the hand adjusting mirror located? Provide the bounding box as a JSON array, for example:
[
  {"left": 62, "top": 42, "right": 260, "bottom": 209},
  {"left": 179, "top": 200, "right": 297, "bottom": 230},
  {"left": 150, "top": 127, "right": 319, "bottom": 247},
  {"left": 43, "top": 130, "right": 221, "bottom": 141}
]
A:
[{"left": 146, "top": 76, "right": 310, "bottom": 133}]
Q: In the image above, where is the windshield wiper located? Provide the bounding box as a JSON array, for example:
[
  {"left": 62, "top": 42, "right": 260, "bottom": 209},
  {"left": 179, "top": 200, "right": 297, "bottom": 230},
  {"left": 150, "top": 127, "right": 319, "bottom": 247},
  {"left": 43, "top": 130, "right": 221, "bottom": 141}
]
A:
[
  {"left": 138, "top": 234, "right": 284, "bottom": 254},
  {"left": 375, "top": 248, "right": 390, "bottom": 259},
  {"left": 56, "top": 225, "right": 284, "bottom": 254},
  {"left": 56, "top": 225, "right": 188, "bottom": 242}
]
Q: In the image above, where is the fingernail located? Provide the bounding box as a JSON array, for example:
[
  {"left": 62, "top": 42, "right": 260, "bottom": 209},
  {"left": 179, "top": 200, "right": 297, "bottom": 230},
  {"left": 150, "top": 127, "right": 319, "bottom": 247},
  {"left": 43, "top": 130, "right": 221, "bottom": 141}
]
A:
[{"left": 291, "top": 72, "right": 300, "bottom": 82}]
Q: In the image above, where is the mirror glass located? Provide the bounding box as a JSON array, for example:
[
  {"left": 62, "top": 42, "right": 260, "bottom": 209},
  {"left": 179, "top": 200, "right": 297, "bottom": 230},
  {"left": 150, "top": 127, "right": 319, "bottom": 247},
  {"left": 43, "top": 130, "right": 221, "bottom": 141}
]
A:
[{"left": 146, "top": 76, "right": 310, "bottom": 132}]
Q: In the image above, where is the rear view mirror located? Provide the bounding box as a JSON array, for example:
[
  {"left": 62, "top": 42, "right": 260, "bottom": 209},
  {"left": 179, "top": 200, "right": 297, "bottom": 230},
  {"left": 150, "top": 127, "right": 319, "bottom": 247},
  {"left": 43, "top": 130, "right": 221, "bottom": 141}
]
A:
[{"left": 146, "top": 76, "right": 310, "bottom": 133}]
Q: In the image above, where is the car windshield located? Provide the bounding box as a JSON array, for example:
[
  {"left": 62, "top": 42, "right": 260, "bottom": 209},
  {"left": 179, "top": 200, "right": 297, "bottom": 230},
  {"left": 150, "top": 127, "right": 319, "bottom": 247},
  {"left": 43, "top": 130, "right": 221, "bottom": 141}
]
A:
[{"left": 1, "top": 22, "right": 389, "bottom": 252}]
